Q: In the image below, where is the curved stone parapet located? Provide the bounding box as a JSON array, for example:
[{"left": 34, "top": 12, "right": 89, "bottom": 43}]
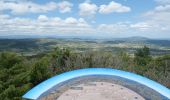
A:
[{"left": 22, "top": 68, "right": 170, "bottom": 100}]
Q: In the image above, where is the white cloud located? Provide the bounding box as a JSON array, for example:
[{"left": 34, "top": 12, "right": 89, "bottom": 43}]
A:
[
  {"left": 97, "top": 22, "right": 130, "bottom": 34},
  {"left": 0, "top": 15, "right": 92, "bottom": 35},
  {"left": 0, "top": 14, "right": 10, "bottom": 19},
  {"left": 0, "top": 13, "right": 164, "bottom": 37},
  {"left": 154, "top": 5, "right": 170, "bottom": 12},
  {"left": 38, "top": 15, "right": 49, "bottom": 21},
  {"left": 143, "top": 4, "right": 170, "bottom": 31},
  {"left": 0, "top": 13, "right": 132, "bottom": 35},
  {"left": 0, "top": 0, "right": 169, "bottom": 37},
  {"left": 130, "top": 22, "right": 152, "bottom": 31},
  {"left": 132, "top": 1, "right": 170, "bottom": 34},
  {"left": 99, "top": 1, "right": 131, "bottom": 14},
  {"left": 78, "top": 1, "right": 131, "bottom": 16},
  {"left": 58, "top": 1, "right": 73, "bottom": 13},
  {"left": 1, "top": 13, "right": 168, "bottom": 37},
  {"left": 155, "top": 0, "right": 170, "bottom": 4},
  {"left": 0, "top": 1, "right": 73, "bottom": 14},
  {"left": 65, "top": 17, "right": 79, "bottom": 24},
  {"left": 79, "top": 1, "right": 98, "bottom": 16},
  {"left": 0, "top": 1, "right": 57, "bottom": 14}
]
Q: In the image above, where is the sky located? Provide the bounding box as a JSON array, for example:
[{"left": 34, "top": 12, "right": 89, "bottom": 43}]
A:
[{"left": 0, "top": 0, "right": 170, "bottom": 38}]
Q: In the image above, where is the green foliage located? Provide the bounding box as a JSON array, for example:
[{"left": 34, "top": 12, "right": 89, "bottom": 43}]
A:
[
  {"left": 0, "top": 48, "right": 169, "bottom": 100},
  {"left": 134, "top": 46, "right": 152, "bottom": 66},
  {"left": 30, "top": 57, "right": 52, "bottom": 85},
  {"left": 0, "top": 52, "right": 22, "bottom": 69},
  {"left": 50, "top": 47, "right": 72, "bottom": 73}
]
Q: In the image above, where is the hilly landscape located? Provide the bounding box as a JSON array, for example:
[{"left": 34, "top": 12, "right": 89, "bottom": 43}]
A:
[
  {"left": 1, "top": 0, "right": 170, "bottom": 99},
  {"left": 0, "top": 37, "right": 170, "bottom": 56}
]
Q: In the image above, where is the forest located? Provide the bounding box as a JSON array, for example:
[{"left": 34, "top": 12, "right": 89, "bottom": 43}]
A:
[{"left": 0, "top": 46, "right": 170, "bottom": 100}]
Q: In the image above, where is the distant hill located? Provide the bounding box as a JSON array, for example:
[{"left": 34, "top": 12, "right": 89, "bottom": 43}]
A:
[
  {"left": 123, "top": 36, "right": 149, "bottom": 41},
  {"left": 0, "top": 35, "right": 169, "bottom": 40}
]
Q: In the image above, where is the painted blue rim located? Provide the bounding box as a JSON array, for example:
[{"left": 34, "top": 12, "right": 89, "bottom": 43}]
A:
[{"left": 23, "top": 68, "right": 170, "bottom": 99}]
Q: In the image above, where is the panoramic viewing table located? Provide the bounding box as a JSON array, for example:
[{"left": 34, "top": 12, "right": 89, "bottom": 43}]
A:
[{"left": 23, "top": 68, "right": 170, "bottom": 100}]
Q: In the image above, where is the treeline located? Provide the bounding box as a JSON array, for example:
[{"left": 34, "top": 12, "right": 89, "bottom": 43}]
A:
[{"left": 0, "top": 46, "right": 170, "bottom": 99}]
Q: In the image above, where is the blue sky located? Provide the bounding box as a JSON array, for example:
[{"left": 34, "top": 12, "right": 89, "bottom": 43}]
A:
[{"left": 0, "top": 0, "right": 170, "bottom": 38}]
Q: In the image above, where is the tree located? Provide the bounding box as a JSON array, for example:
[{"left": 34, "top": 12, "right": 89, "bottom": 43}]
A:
[
  {"left": 0, "top": 52, "right": 22, "bottom": 69},
  {"left": 0, "top": 85, "right": 16, "bottom": 100},
  {"left": 50, "top": 47, "right": 72, "bottom": 73},
  {"left": 134, "top": 46, "right": 152, "bottom": 66},
  {"left": 30, "top": 57, "right": 52, "bottom": 85}
]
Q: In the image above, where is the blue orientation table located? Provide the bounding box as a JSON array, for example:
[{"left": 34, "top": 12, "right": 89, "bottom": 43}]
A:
[{"left": 23, "top": 68, "right": 170, "bottom": 100}]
